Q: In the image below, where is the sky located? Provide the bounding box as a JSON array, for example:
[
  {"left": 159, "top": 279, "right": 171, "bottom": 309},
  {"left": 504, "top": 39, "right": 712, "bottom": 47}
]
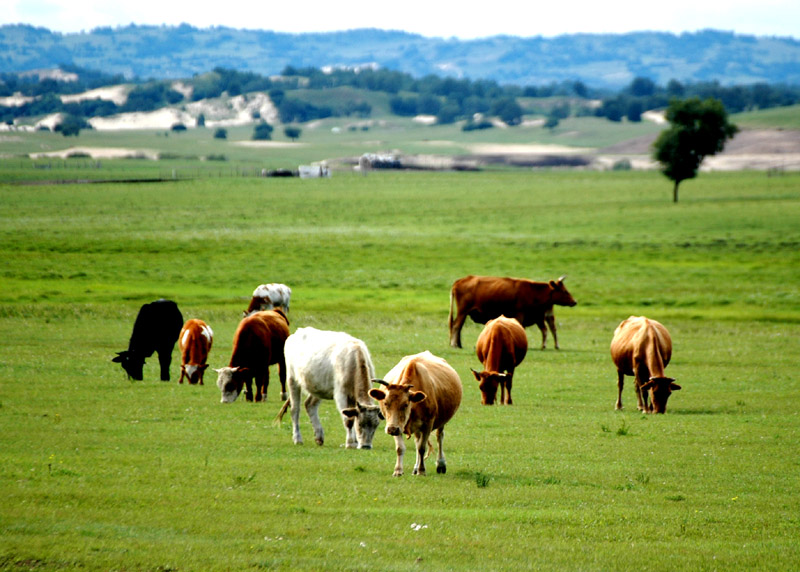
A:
[{"left": 5, "top": 0, "right": 799, "bottom": 39}]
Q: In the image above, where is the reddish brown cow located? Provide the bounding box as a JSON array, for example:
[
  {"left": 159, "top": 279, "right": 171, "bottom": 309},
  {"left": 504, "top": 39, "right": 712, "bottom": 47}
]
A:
[
  {"left": 178, "top": 319, "right": 214, "bottom": 385},
  {"left": 471, "top": 316, "right": 528, "bottom": 405},
  {"left": 215, "top": 309, "right": 289, "bottom": 403},
  {"left": 610, "top": 316, "right": 681, "bottom": 414},
  {"left": 448, "top": 275, "right": 576, "bottom": 349},
  {"left": 369, "top": 351, "right": 462, "bottom": 477}
]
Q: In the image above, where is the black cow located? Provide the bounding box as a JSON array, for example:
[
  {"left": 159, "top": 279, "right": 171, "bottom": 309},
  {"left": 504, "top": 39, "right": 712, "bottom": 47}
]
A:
[{"left": 112, "top": 299, "right": 183, "bottom": 381}]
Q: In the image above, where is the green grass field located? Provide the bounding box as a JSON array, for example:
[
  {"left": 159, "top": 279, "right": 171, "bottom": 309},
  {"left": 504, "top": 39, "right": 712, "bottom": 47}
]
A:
[{"left": 1, "top": 167, "right": 799, "bottom": 570}]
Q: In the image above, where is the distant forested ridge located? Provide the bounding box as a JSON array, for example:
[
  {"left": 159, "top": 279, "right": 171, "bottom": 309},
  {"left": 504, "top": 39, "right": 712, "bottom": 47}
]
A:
[{"left": 1, "top": 24, "right": 799, "bottom": 89}]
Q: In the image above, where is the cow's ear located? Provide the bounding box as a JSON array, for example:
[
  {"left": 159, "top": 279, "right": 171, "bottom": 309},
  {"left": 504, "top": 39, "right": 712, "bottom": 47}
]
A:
[
  {"left": 670, "top": 382, "right": 682, "bottom": 391},
  {"left": 470, "top": 368, "right": 481, "bottom": 381},
  {"left": 111, "top": 355, "right": 122, "bottom": 363},
  {"left": 369, "top": 388, "right": 386, "bottom": 401},
  {"left": 341, "top": 408, "right": 358, "bottom": 418},
  {"left": 640, "top": 380, "right": 655, "bottom": 390},
  {"left": 199, "top": 364, "right": 209, "bottom": 371},
  {"left": 549, "top": 280, "right": 557, "bottom": 288},
  {"left": 409, "top": 391, "right": 427, "bottom": 403},
  {"left": 213, "top": 367, "right": 224, "bottom": 373}
]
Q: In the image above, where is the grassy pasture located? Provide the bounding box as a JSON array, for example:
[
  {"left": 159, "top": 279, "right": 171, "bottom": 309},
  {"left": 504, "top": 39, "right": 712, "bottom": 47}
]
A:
[{"left": 1, "top": 169, "right": 799, "bottom": 570}]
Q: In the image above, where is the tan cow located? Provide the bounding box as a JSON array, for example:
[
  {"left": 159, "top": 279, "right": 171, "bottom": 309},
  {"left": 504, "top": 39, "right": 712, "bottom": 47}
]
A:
[
  {"left": 369, "top": 351, "right": 462, "bottom": 477},
  {"left": 178, "top": 319, "right": 214, "bottom": 385},
  {"left": 471, "top": 316, "right": 528, "bottom": 405},
  {"left": 610, "top": 316, "right": 681, "bottom": 413},
  {"left": 448, "top": 275, "right": 576, "bottom": 349}
]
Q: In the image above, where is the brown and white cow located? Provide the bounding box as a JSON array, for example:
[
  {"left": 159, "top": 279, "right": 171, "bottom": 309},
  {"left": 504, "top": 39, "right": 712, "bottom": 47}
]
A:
[
  {"left": 243, "top": 283, "right": 292, "bottom": 316},
  {"left": 177, "top": 319, "right": 214, "bottom": 385},
  {"left": 610, "top": 316, "right": 681, "bottom": 414},
  {"left": 215, "top": 309, "right": 289, "bottom": 403},
  {"left": 471, "top": 316, "right": 528, "bottom": 405},
  {"left": 448, "top": 275, "right": 577, "bottom": 349},
  {"left": 369, "top": 351, "right": 462, "bottom": 477}
]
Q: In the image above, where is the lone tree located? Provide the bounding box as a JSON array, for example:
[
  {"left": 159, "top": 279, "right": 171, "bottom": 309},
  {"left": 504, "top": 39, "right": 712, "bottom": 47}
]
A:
[
  {"left": 284, "top": 126, "right": 302, "bottom": 141},
  {"left": 653, "top": 97, "right": 738, "bottom": 203}
]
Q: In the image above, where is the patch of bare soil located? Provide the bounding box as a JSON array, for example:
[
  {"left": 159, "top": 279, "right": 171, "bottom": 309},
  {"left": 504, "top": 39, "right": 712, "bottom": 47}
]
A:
[{"left": 598, "top": 129, "right": 800, "bottom": 171}]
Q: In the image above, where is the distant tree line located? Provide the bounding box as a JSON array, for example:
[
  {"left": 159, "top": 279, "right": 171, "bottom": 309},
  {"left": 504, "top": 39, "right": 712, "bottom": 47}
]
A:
[
  {"left": 2, "top": 63, "right": 800, "bottom": 130},
  {"left": 594, "top": 76, "right": 800, "bottom": 122}
]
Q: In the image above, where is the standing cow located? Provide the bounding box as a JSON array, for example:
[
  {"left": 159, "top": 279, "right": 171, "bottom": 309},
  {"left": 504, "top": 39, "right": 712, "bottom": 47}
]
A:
[
  {"left": 610, "top": 316, "right": 681, "bottom": 414},
  {"left": 112, "top": 299, "right": 183, "bottom": 381},
  {"left": 243, "top": 283, "right": 292, "bottom": 316},
  {"left": 370, "top": 351, "right": 462, "bottom": 477},
  {"left": 215, "top": 309, "right": 289, "bottom": 403},
  {"left": 471, "top": 316, "right": 528, "bottom": 405},
  {"left": 178, "top": 319, "right": 214, "bottom": 385},
  {"left": 448, "top": 275, "right": 577, "bottom": 349},
  {"left": 276, "top": 327, "right": 383, "bottom": 449}
]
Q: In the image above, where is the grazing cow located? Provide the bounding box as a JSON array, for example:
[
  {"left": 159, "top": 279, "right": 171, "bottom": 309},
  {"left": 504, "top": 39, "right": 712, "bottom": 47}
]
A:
[
  {"left": 448, "top": 275, "right": 577, "bottom": 349},
  {"left": 215, "top": 309, "right": 289, "bottom": 403},
  {"left": 178, "top": 319, "right": 214, "bottom": 385},
  {"left": 243, "top": 283, "right": 292, "bottom": 316},
  {"left": 112, "top": 299, "right": 183, "bottom": 381},
  {"left": 276, "top": 327, "right": 383, "bottom": 449},
  {"left": 369, "top": 351, "right": 462, "bottom": 477},
  {"left": 610, "top": 316, "right": 681, "bottom": 414},
  {"left": 471, "top": 316, "right": 528, "bottom": 405}
]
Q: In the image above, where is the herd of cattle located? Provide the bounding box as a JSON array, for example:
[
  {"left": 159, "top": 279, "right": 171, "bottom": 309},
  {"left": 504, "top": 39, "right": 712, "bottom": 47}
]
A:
[{"left": 112, "top": 277, "right": 679, "bottom": 476}]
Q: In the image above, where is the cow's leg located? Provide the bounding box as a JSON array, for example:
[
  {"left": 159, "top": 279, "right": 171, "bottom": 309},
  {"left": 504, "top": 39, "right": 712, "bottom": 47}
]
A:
[
  {"left": 335, "top": 394, "right": 358, "bottom": 449},
  {"left": 289, "top": 381, "right": 304, "bottom": 445},
  {"left": 615, "top": 371, "right": 625, "bottom": 410},
  {"left": 504, "top": 376, "right": 513, "bottom": 405},
  {"left": 277, "top": 357, "right": 287, "bottom": 401},
  {"left": 450, "top": 312, "right": 467, "bottom": 348},
  {"left": 413, "top": 429, "right": 432, "bottom": 476},
  {"left": 256, "top": 368, "right": 269, "bottom": 402},
  {"left": 393, "top": 434, "right": 406, "bottom": 477},
  {"left": 546, "top": 312, "right": 559, "bottom": 350},
  {"left": 305, "top": 395, "right": 324, "bottom": 446},
  {"left": 244, "top": 376, "right": 254, "bottom": 402},
  {"left": 157, "top": 349, "right": 171, "bottom": 381},
  {"left": 634, "top": 365, "right": 648, "bottom": 411},
  {"left": 536, "top": 320, "right": 548, "bottom": 350},
  {"left": 178, "top": 366, "right": 186, "bottom": 384},
  {"left": 435, "top": 426, "right": 447, "bottom": 474}
]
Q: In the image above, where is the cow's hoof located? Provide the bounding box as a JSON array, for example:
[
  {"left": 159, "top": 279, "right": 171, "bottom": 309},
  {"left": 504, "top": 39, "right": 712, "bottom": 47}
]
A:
[
  {"left": 436, "top": 463, "right": 446, "bottom": 474},
  {"left": 280, "top": 392, "right": 288, "bottom": 401},
  {"left": 393, "top": 471, "right": 403, "bottom": 477},
  {"left": 315, "top": 437, "right": 324, "bottom": 446}
]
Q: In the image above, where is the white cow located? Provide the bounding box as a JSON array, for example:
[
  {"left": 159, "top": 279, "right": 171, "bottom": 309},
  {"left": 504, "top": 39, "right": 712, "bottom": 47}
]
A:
[
  {"left": 244, "top": 283, "right": 292, "bottom": 316},
  {"left": 277, "top": 327, "right": 382, "bottom": 449}
]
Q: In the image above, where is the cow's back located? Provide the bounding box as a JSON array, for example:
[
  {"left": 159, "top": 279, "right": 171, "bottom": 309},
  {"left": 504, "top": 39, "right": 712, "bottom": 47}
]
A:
[
  {"left": 231, "top": 310, "right": 289, "bottom": 368},
  {"left": 285, "top": 327, "right": 372, "bottom": 399},
  {"left": 385, "top": 351, "right": 462, "bottom": 430},
  {"left": 131, "top": 299, "right": 183, "bottom": 353},
  {"left": 477, "top": 316, "right": 528, "bottom": 370},
  {"left": 454, "top": 275, "right": 555, "bottom": 326},
  {"left": 611, "top": 316, "right": 671, "bottom": 373}
]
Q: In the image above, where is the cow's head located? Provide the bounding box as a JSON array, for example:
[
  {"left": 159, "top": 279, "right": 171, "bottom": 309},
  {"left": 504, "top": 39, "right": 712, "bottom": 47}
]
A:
[
  {"left": 243, "top": 295, "right": 272, "bottom": 317},
  {"left": 549, "top": 276, "right": 577, "bottom": 307},
  {"left": 214, "top": 366, "right": 251, "bottom": 403},
  {"left": 471, "top": 368, "right": 508, "bottom": 405},
  {"left": 341, "top": 402, "right": 384, "bottom": 449},
  {"left": 641, "top": 376, "right": 681, "bottom": 413},
  {"left": 369, "top": 381, "right": 426, "bottom": 437},
  {"left": 112, "top": 350, "right": 145, "bottom": 381},
  {"left": 183, "top": 364, "right": 209, "bottom": 385}
]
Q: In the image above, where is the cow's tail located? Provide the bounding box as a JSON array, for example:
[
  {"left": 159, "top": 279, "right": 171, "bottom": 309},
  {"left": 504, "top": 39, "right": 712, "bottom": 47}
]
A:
[{"left": 273, "top": 398, "right": 291, "bottom": 426}]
